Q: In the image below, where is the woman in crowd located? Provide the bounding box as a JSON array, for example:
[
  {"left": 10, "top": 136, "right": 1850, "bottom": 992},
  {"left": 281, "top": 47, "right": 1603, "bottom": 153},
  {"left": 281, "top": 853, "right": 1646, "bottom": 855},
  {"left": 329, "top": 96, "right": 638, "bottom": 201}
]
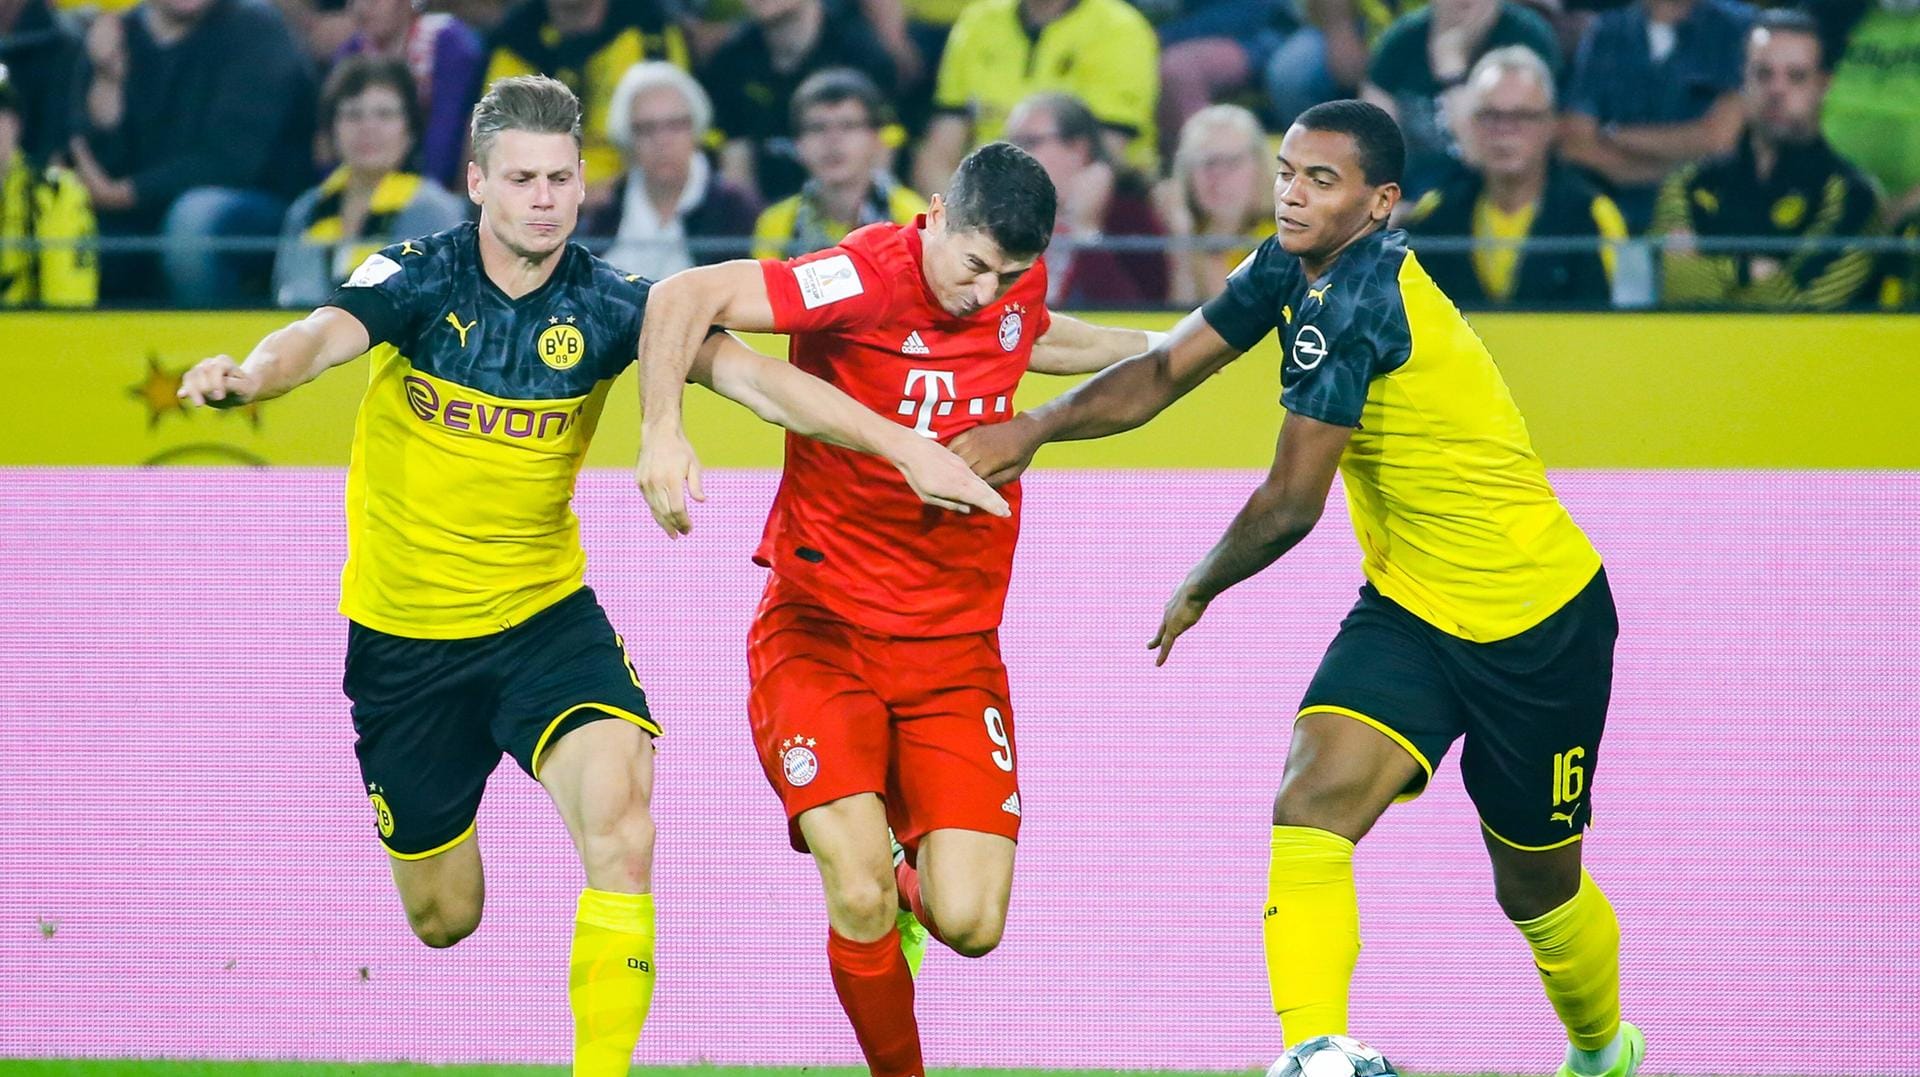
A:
[
  {"left": 1161, "top": 103, "right": 1275, "bottom": 306},
  {"left": 273, "top": 57, "right": 467, "bottom": 309}
]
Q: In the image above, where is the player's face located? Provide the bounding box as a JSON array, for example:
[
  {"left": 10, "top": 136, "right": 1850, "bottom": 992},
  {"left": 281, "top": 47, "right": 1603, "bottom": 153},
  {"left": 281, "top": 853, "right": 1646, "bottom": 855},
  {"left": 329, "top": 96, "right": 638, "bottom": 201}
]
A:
[
  {"left": 1745, "top": 29, "right": 1826, "bottom": 143},
  {"left": 1465, "top": 69, "right": 1555, "bottom": 181},
  {"left": 921, "top": 197, "right": 1038, "bottom": 317},
  {"left": 797, "top": 99, "right": 883, "bottom": 189},
  {"left": 469, "top": 129, "right": 585, "bottom": 262},
  {"left": 1272, "top": 126, "right": 1397, "bottom": 264},
  {"left": 334, "top": 84, "right": 412, "bottom": 177}
]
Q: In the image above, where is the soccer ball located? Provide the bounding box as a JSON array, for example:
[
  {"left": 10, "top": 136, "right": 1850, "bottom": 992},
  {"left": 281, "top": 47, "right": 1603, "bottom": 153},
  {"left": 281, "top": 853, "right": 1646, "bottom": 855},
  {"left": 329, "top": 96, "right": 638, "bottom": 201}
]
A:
[{"left": 1265, "top": 1034, "right": 1400, "bottom": 1077}]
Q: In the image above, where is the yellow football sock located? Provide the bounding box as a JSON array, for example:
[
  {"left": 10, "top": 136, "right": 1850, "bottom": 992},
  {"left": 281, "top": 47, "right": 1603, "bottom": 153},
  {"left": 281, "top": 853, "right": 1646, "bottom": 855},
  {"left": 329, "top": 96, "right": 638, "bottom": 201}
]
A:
[
  {"left": 1513, "top": 869, "right": 1620, "bottom": 1051},
  {"left": 1263, "top": 825, "right": 1360, "bottom": 1047},
  {"left": 569, "top": 888, "right": 657, "bottom": 1076}
]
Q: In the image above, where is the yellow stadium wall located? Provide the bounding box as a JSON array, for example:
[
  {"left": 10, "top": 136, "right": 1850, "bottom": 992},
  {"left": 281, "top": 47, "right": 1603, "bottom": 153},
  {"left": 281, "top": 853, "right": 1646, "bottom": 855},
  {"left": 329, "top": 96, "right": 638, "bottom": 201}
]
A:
[{"left": 11, "top": 310, "right": 1916, "bottom": 468}]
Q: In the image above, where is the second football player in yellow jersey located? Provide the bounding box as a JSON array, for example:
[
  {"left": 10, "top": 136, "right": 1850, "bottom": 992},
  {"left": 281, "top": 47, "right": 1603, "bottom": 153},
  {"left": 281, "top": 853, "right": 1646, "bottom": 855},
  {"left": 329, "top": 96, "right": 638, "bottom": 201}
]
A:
[{"left": 955, "top": 101, "right": 1644, "bottom": 1077}]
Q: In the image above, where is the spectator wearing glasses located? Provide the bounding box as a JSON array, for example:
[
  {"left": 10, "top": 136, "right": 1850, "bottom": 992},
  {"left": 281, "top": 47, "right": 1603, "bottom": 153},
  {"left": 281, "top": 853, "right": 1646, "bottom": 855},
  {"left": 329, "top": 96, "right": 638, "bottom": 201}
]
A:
[
  {"left": 1655, "top": 8, "right": 1880, "bottom": 309},
  {"left": 1361, "top": 0, "right": 1560, "bottom": 197},
  {"left": 272, "top": 57, "right": 467, "bottom": 308},
  {"left": 1405, "top": 46, "right": 1626, "bottom": 307},
  {"left": 1004, "top": 90, "right": 1166, "bottom": 306},
  {"left": 702, "top": 0, "right": 898, "bottom": 205},
  {"left": 1160, "top": 103, "right": 1275, "bottom": 306},
  {"left": 589, "top": 60, "right": 758, "bottom": 278},
  {"left": 333, "top": 0, "right": 486, "bottom": 191},
  {"left": 751, "top": 67, "right": 924, "bottom": 260}
]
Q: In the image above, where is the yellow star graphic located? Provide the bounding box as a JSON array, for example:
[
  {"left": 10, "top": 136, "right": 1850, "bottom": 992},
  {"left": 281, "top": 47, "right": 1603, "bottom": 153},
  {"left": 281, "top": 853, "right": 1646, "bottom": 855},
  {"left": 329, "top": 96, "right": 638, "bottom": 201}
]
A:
[{"left": 128, "top": 354, "right": 184, "bottom": 429}]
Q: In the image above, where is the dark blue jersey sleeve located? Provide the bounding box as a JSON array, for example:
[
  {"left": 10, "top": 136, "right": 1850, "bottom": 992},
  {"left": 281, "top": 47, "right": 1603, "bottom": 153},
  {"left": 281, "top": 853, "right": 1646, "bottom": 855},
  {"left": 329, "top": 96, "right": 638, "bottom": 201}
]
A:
[
  {"left": 1200, "top": 236, "right": 1299, "bottom": 352},
  {"left": 325, "top": 239, "right": 439, "bottom": 349},
  {"left": 1280, "top": 260, "right": 1412, "bottom": 428}
]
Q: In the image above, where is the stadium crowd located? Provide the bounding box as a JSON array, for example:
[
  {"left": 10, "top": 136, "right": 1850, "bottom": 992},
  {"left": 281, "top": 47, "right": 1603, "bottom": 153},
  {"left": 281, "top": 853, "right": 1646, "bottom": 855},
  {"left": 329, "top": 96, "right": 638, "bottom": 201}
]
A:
[{"left": 0, "top": 0, "right": 1915, "bottom": 309}]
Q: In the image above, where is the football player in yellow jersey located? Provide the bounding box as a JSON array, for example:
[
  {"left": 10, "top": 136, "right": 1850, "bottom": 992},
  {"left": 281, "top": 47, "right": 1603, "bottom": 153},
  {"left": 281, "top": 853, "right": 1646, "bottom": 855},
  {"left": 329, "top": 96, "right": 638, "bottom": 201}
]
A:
[
  {"left": 178, "top": 75, "right": 1005, "bottom": 1077},
  {"left": 955, "top": 100, "right": 1643, "bottom": 1077}
]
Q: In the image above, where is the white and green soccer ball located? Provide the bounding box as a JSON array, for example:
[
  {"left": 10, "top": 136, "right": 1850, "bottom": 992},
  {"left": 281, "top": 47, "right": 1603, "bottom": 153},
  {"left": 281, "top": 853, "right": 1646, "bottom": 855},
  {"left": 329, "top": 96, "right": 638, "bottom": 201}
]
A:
[{"left": 1266, "top": 1034, "right": 1401, "bottom": 1077}]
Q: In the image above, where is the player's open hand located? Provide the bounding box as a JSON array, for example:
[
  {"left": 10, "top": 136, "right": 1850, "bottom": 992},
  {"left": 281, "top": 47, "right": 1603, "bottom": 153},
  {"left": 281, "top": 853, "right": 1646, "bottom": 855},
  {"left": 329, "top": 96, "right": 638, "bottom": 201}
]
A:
[
  {"left": 892, "top": 436, "right": 1011, "bottom": 517},
  {"left": 177, "top": 354, "right": 258, "bottom": 409},
  {"left": 949, "top": 413, "right": 1042, "bottom": 487},
  {"left": 1148, "top": 581, "right": 1211, "bottom": 667},
  {"left": 635, "top": 426, "right": 706, "bottom": 538}
]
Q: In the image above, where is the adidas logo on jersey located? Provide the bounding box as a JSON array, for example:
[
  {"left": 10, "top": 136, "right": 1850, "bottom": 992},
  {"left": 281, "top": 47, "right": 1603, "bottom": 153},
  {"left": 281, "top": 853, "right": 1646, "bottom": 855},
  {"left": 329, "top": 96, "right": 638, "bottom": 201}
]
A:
[
  {"left": 1001, "top": 792, "right": 1021, "bottom": 817},
  {"left": 901, "top": 331, "right": 930, "bottom": 356}
]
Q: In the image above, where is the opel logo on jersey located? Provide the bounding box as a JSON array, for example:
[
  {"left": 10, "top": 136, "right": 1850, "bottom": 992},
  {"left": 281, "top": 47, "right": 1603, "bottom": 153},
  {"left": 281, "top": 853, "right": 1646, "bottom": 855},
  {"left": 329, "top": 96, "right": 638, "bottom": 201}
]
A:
[
  {"left": 1292, "top": 325, "right": 1329, "bottom": 370},
  {"left": 998, "top": 311, "right": 1023, "bottom": 352}
]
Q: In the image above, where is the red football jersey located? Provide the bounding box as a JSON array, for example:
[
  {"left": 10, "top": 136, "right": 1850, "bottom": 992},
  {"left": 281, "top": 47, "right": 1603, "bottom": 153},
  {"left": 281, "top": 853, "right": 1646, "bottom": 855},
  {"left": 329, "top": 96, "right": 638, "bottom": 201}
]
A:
[{"left": 755, "top": 216, "right": 1051, "bottom": 637}]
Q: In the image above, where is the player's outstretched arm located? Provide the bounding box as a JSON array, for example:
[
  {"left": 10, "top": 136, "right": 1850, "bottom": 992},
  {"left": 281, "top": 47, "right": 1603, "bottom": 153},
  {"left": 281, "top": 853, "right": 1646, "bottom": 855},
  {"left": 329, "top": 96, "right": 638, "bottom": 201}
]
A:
[
  {"left": 633, "top": 260, "right": 782, "bottom": 537},
  {"left": 951, "top": 308, "right": 1241, "bottom": 486},
  {"left": 1150, "top": 413, "right": 1352, "bottom": 665},
  {"left": 176, "top": 306, "right": 371, "bottom": 409},
  {"left": 1026, "top": 313, "right": 1162, "bottom": 375},
  {"left": 690, "top": 333, "right": 1009, "bottom": 517}
]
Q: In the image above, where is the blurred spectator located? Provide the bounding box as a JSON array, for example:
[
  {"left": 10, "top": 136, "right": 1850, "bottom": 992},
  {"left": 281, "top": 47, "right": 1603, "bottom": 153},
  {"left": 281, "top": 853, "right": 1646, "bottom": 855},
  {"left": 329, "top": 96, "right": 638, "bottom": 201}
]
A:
[
  {"left": 1878, "top": 200, "right": 1917, "bottom": 309},
  {"left": 0, "top": 65, "right": 96, "bottom": 306},
  {"left": 1822, "top": 0, "right": 1920, "bottom": 203},
  {"left": 915, "top": 0, "right": 1159, "bottom": 197},
  {"left": 588, "top": 61, "right": 757, "bottom": 278},
  {"left": 1005, "top": 91, "right": 1167, "bottom": 307},
  {"left": 71, "top": 0, "right": 316, "bottom": 306},
  {"left": 1558, "top": 0, "right": 1754, "bottom": 231},
  {"left": 485, "top": 0, "right": 691, "bottom": 205},
  {"left": 0, "top": 0, "right": 80, "bottom": 161},
  {"left": 1161, "top": 103, "right": 1274, "bottom": 306},
  {"left": 751, "top": 67, "right": 922, "bottom": 260},
  {"left": 1154, "top": 0, "right": 1294, "bottom": 160},
  {"left": 273, "top": 57, "right": 467, "bottom": 308},
  {"left": 1362, "top": 0, "right": 1559, "bottom": 196},
  {"left": 701, "top": 0, "right": 896, "bottom": 204},
  {"left": 1273, "top": 0, "right": 1428, "bottom": 125},
  {"left": 1404, "top": 46, "right": 1625, "bottom": 307},
  {"left": 335, "top": 0, "right": 485, "bottom": 190},
  {"left": 1654, "top": 9, "right": 1879, "bottom": 309}
]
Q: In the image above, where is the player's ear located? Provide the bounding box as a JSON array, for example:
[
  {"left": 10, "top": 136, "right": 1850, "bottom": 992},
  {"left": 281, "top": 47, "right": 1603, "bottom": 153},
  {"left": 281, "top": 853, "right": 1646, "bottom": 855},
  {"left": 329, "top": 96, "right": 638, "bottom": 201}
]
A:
[
  {"left": 466, "top": 160, "right": 483, "bottom": 205},
  {"left": 1371, "top": 182, "right": 1400, "bottom": 224},
  {"left": 926, "top": 193, "right": 945, "bottom": 234}
]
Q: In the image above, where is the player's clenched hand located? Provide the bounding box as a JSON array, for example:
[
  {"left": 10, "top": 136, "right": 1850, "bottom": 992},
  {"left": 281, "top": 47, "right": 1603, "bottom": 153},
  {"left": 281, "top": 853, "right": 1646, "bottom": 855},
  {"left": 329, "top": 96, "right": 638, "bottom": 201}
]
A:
[
  {"left": 1148, "top": 581, "right": 1210, "bottom": 667},
  {"left": 176, "top": 355, "right": 259, "bottom": 408},
  {"left": 634, "top": 426, "right": 706, "bottom": 538},
  {"left": 949, "top": 413, "right": 1042, "bottom": 487},
  {"left": 891, "top": 436, "right": 1011, "bottom": 517}
]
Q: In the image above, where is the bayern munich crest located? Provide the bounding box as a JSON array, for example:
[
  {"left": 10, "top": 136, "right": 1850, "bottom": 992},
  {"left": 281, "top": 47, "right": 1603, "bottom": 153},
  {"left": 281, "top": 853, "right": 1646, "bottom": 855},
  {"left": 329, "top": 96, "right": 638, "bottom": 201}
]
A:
[
  {"left": 998, "top": 310, "right": 1023, "bottom": 352},
  {"left": 781, "top": 738, "right": 819, "bottom": 787}
]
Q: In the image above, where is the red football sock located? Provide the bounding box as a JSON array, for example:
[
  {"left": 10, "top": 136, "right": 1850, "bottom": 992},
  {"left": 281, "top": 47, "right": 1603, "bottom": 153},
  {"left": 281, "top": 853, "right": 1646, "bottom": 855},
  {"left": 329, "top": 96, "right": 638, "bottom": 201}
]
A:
[
  {"left": 827, "top": 926, "right": 924, "bottom": 1077},
  {"left": 894, "top": 859, "right": 948, "bottom": 946}
]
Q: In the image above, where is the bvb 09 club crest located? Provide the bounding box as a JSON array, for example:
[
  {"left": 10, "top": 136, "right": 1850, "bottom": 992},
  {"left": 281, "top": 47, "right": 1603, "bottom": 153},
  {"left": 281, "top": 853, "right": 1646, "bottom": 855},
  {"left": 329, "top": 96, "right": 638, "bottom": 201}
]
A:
[{"left": 538, "top": 322, "right": 586, "bottom": 370}]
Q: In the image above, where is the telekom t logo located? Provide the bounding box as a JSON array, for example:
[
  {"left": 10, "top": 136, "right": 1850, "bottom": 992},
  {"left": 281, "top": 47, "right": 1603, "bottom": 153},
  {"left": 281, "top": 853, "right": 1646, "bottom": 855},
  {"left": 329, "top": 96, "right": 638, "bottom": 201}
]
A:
[{"left": 898, "top": 368, "right": 955, "bottom": 438}]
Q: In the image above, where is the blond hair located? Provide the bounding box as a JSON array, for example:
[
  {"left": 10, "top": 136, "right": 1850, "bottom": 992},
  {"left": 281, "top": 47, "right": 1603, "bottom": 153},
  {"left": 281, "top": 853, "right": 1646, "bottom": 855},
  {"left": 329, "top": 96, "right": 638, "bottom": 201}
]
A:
[
  {"left": 1173, "top": 104, "right": 1273, "bottom": 231},
  {"left": 470, "top": 74, "right": 583, "bottom": 169}
]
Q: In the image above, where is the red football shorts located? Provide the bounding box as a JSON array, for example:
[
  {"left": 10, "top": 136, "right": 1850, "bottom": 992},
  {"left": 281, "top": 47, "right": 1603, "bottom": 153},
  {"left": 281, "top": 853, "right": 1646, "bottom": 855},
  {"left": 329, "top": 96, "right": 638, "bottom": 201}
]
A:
[{"left": 746, "top": 574, "right": 1023, "bottom": 855}]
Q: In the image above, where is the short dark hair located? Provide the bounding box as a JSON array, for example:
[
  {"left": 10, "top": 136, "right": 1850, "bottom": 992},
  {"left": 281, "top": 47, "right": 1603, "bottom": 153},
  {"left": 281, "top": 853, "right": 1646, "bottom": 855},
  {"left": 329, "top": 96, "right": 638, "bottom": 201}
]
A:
[
  {"left": 1293, "top": 99, "right": 1405, "bottom": 187},
  {"left": 321, "top": 56, "right": 423, "bottom": 146},
  {"left": 1751, "top": 7, "right": 1827, "bottom": 70},
  {"left": 791, "top": 67, "right": 890, "bottom": 131},
  {"left": 944, "top": 141, "right": 1057, "bottom": 258}
]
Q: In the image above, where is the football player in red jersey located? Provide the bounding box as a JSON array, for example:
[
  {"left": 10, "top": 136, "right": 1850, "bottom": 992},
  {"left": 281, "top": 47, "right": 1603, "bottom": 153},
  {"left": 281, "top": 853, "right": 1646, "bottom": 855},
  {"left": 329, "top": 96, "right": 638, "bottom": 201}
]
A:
[{"left": 631, "top": 143, "right": 1154, "bottom": 1076}]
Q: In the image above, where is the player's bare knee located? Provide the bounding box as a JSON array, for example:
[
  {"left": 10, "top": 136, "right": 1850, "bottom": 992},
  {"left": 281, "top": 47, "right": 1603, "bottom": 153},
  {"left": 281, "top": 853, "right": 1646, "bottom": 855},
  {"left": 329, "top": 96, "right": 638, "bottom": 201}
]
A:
[
  {"left": 578, "top": 811, "right": 656, "bottom": 891},
  {"left": 824, "top": 874, "right": 897, "bottom": 938},
  {"left": 407, "top": 902, "right": 481, "bottom": 949},
  {"left": 1271, "top": 766, "right": 1380, "bottom": 833},
  {"left": 939, "top": 913, "right": 1005, "bottom": 958},
  {"left": 1490, "top": 854, "right": 1581, "bottom": 921}
]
